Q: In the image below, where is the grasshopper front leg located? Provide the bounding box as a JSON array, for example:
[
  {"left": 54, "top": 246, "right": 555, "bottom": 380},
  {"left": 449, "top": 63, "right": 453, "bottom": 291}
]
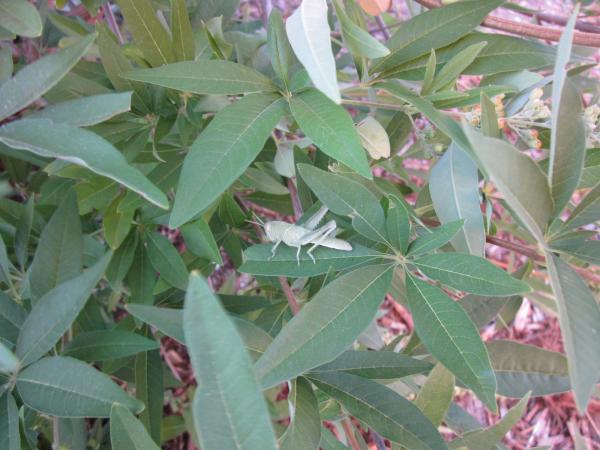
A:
[{"left": 269, "top": 240, "right": 281, "bottom": 260}]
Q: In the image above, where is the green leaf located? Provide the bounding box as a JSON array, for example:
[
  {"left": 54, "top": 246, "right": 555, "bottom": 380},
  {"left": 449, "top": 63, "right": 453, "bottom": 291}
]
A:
[
  {"left": 147, "top": 232, "right": 188, "bottom": 291},
  {"left": 286, "top": 0, "right": 340, "bottom": 103},
  {"left": 298, "top": 164, "right": 386, "bottom": 243},
  {"left": 407, "top": 220, "right": 464, "bottom": 256},
  {"left": 126, "top": 239, "right": 155, "bottom": 305},
  {"left": 104, "top": 196, "right": 134, "bottom": 250},
  {"left": 96, "top": 24, "right": 151, "bottom": 114},
  {"left": 457, "top": 295, "right": 509, "bottom": 329},
  {"left": 373, "top": 0, "right": 504, "bottom": 75},
  {"left": 386, "top": 195, "right": 411, "bottom": 254},
  {"left": 240, "top": 242, "right": 385, "bottom": 277},
  {"left": 449, "top": 392, "right": 530, "bottom": 449},
  {"left": 550, "top": 236, "right": 600, "bottom": 265},
  {"left": 406, "top": 274, "right": 497, "bottom": 411},
  {"left": 560, "top": 182, "right": 600, "bottom": 232},
  {"left": 184, "top": 272, "right": 278, "bottom": 450},
  {"left": 430, "top": 42, "right": 487, "bottom": 92},
  {"left": 464, "top": 126, "right": 553, "bottom": 242},
  {"left": 480, "top": 92, "right": 500, "bottom": 138},
  {"left": 116, "top": 0, "right": 174, "bottom": 67},
  {"left": 0, "top": 341, "right": 19, "bottom": 374},
  {"left": 377, "top": 81, "right": 470, "bottom": 152},
  {"left": 28, "top": 92, "right": 132, "bottom": 127},
  {"left": 63, "top": 330, "right": 159, "bottom": 361},
  {"left": 17, "top": 356, "right": 143, "bottom": 417},
  {"left": 126, "top": 304, "right": 185, "bottom": 342},
  {"left": 181, "top": 219, "right": 223, "bottom": 264},
  {"left": 0, "top": 119, "right": 169, "bottom": 209},
  {"left": 0, "top": 0, "right": 42, "bottom": 38},
  {"left": 106, "top": 231, "right": 138, "bottom": 287},
  {"left": 170, "top": 93, "right": 286, "bottom": 228},
  {"left": 0, "top": 391, "right": 19, "bottom": 450},
  {"left": 333, "top": 0, "right": 389, "bottom": 59},
  {"left": 430, "top": 144, "right": 485, "bottom": 256},
  {"left": 280, "top": 378, "right": 321, "bottom": 450},
  {"left": 28, "top": 192, "right": 82, "bottom": 302},
  {"left": 486, "top": 340, "right": 570, "bottom": 398},
  {"left": 135, "top": 348, "right": 163, "bottom": 444},
  {"left": 0, "top": 34, "right": 94, "bottom": 122},
  {"left": 549, "top": 7, "right": 585, "bottom": 217},
  {"left": 310, "top": 350, "right": 432, "bottom": 379},
  {"left": 0, "top": 292, "right": 26, "bottom": 348},
  {"left": 110, "top": 404, "right": 160, "bottom": 450},
  {"left": 545, "top": 252, "right": 600, "bottom": 412},
  {"left": 16, "top": 252, "right": 112, "bottom": 366},
  {"left": 124, "top": 60, "right": 278, "bottom": 95},
  {"left": 256, "top": 264, "right": 393, "bottom": 388},
  {"left": 14, "top": 195, "right": 33, "bottom": 269},
  {"left": 309, "top": 371, "right": 448, "bottom": 450},
  {"left": 413, "top": 253, "right": 529, "bottom": 296},
  {"left": 193, "top": 0, "right": 239, "bottom": 24},
  {"left": 268, "top": 9, "right": 297, "bottom": 89},
  {"left": 415, "top": 363, "right": 455, "bottom": 427},
  {"left": 290, "top": 90, "right": 371, "bottom": 178},
  {"left": 170, "top": 0, "right": 195, "bottom": 61}
]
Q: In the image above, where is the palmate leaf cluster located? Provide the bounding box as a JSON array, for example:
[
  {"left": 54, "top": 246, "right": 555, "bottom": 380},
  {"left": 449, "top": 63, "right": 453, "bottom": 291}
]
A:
[{"left": 0, "top": 0, "right": 598, "bottom": 449}]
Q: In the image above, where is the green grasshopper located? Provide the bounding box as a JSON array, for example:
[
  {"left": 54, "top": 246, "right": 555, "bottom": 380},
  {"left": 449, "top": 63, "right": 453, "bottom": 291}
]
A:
[{"left": 253, "top": 206, "right": 352, "bottom": 264}]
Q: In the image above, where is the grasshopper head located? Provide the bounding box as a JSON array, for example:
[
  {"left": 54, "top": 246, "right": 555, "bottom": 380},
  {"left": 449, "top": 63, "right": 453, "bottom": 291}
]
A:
[{"left": 263, "top": 221, "right": 275, "bottom": 242}]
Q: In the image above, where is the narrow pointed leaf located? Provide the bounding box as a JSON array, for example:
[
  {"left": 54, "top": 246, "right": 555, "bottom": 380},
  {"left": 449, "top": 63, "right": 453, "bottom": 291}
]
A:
[
  {"left": 116, "top": 0, "right": 174, "bottom": 67},
  {"left": 549, "top": 7, "right": 585, "bottom": 216},
  {"left": 415, "top": 363, "right": 455, "bottom": 427},
  {"left": 464, "top": 126, "right": 552, "bottom": 241},
  {"left": 147, "top": 232, "right": 188, "bottom": 291},
  {"left": 280, "top": 378, "right": 321, "bottom": 450},
  {"left": 0, "top": 0, "right": 42, "bottom": 37},
  {"left": 17, "top": 356, "right": 143, "bottom": 417},
  {"left": 28, "top": 192, "right": 83, "bottom": 302},
  {"left": 561, "top": 181, "right": 600, "bottom": 231},
  {"left": 298, "top": 164, "right": 386, "bottom": 244},
  {"left": 449, "top": 393, "right": 530, "bottom": 449},
  {"left": 0, "top": 119, "right": 169, "bottom": 209},
  {"left": 240, "top": 243, "right": 385, "bottom": 277},
  {"left": 0, "top": 391, "right": 19, "bottom": 450},
  {"left": 256, "top": 264, "right": 393, "bottom": 388},
  {"left": 373, "top": 0, "right": 503, "bottom": 74},
  {"left": 486, "top": 340, "right": 570, "bottom": 398},
  {"left": 386, "top": 196, "right": 411, "bottom": 254},
  {"left": 286, "top": 0, "right": 340, "bottom": 103},
  {"left": 123, "top": 61, "right": 278, "bottom": 94},
  {"left": 268, "top": 9, "right": 297, "bottom": 89},
  {"left": 184, "top": 273, "right": 278, "bottom": 450},
  {"left": 0, "top": 34, "right": 94, "bottom": 122},
  {"left": 414, "top": 253, "right": 530, "bottom": 296},
  {"left": 110, "top": 404, "right": 160, "bottom": 450},
  {"left": 545, "top": 252, "right": 600, "bottom": 412},
  {"left": 17, "top": 252, "right": 112, "bottom": 366},
  {"left": 170, "top": 93, "right": 286, "bottom": 228},
  {"left": 430, "top": 42, "right": 487, "bottom": 92},
  {"left": 406, "top": 274, "right": 497, "bottom": 411},
  {"left": 407, "top": 220, "right": 464, "bottom": 256},
  {"left": 430, "top": 143, "right": 485, "bottom": 256},
  {"left": 290, "top": 90, "right": 371, "bottom": 178},
  {"left": 0, "top": 341, "right": 19, "bottom": 374},
  {"left": 333, "top": 0, "right": 390, "bottom": 59},
  {"left": 63, "top": 330, "right": 159, "bottom": 361},
  {"left": 135, "top": 348, "right": 163, "bottom": 444},
  {"left": 170, "top": 0, "right": 195, "bottom": 61},
  {"left": 309, "top": 371, "right": 448, "bottom": 450},
  {"left": 181, "top": 219, "right": 223, "bottom": 264},
  {"left": 310, "top": 350, "right": 432, "bottom": 379}
]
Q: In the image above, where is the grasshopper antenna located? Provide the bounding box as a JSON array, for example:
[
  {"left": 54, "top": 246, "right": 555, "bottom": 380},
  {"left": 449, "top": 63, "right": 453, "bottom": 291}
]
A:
[{"left": 245, "top": 213, "right": 265, "bottom": 229}]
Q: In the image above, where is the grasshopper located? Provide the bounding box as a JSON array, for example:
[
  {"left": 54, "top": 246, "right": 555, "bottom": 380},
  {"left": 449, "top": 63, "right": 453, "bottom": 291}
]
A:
[{"left": 253, "top": 206, "right": 352, "bottom": 264}]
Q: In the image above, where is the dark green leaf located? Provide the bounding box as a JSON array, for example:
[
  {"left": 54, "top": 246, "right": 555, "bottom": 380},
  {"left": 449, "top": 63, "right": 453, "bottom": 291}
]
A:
[
  {"left": 268, "top": 9, "right": 297, "bottom": 90},
  {"left": 0, "top": 390, "right": 19, "bottom": 450},
  {"left": 280, "top": 378, "right": 321, "bottom": 450},
  {"left": 135, "top": 348, "right": 163, "bottom": 444},
  {"left": 170, "top": 0, "right": 195, "bottom": 61},
  {"left": 256, "top": 264, "right": 393, "bottom": 388},
  {"left": 309, "top": 371, "right": 448, "bottom": 450},
  {"left": 297, "top": 164, "right": 386, "bottom": 244},
  {"left": 0, "top": 119, "right": 169, "bottom": 209},
  {"left": 184, "top": 272, "right": 278, "bottom": 450},
  {"left": 124, "top": 60, "right": 278, "bottom": 94},
  {"left": 407, "top": 220, "right": 464, "bottom": 256},
  {"left": 110, "top": 404, "right": 160, "bottom": 450},
  {"left": 17, "top": 252, "right": 112, "bottom": 366},
  {"left": 429, "top": 42, "right": 486, "bottom": 92},
  {"left": 0, "top": 341, "right": 19, "bottom": 374},
  {"left": 0, "top": 34, "right": 94, "bottom": 122},
  {"left": 385, "top": 195, "right": 411, "bottom": 254},
  {"left": 181, "top": 219, "right": 223, "bottom": 264},
  {"left": 290, "top": 90, "right": 371, "bottom": 178},
  {"left": 170, "top": 93, "right": 286, "bottom": 228},
  {"left": 17, "top": 356, "right": 143, "bottom": 417},
  {"left": 413, "top": 253, "right": 530, "bottom": 296},
  {"left": 310, "top": 350, "right": 432, "bottom": 379},
  {"left": 147, "top": 232, "right": 188, "bottom": 291},
  {"left": 406, "top": 274, "right": 497, "bottom": 411},
  {"left": 63, "top": 330, "right": 159, "bottom": 361}
]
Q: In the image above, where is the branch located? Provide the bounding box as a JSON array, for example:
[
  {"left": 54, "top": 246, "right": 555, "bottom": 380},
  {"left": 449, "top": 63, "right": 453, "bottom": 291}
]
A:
[{"left": 413, "top": 0, "right": 600, "bottom": 48}]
